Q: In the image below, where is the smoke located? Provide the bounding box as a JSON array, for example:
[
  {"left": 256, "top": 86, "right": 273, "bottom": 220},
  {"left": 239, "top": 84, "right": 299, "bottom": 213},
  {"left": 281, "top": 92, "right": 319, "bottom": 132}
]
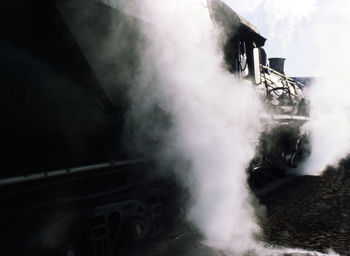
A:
[{"left": 125, "top": 0, "right": 264, "bottom": 254}]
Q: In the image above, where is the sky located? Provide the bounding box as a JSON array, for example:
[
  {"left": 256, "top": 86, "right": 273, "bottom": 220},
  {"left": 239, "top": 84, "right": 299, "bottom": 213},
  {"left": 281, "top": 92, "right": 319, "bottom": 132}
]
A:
[{"left": 223, "top": 0, "right": 350, "bottom": 77}]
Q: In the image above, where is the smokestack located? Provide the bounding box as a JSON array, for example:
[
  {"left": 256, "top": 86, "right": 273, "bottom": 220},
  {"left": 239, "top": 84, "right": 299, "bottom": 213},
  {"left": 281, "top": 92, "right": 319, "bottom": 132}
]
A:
[{"left": 269, "top": 58, "right": 286, "bottom": 74}]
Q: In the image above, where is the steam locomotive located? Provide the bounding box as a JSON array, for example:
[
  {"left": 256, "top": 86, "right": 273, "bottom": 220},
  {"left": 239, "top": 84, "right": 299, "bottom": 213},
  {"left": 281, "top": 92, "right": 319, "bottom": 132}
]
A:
[
  {"left": 0, "top": 0, "right": 309, "bottom": 255},
  {"left": 208, "top": 0, "right": 310, "bottom": 187}
]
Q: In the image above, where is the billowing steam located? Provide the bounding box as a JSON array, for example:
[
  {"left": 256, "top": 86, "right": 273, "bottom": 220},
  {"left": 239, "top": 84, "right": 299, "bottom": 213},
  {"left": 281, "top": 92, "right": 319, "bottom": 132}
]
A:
[
  {"left": 301, "top": 76, "right": 350, "bottom": 175},
  {"left": 297, "top": 1, "right": 350, "bottom": 175},
  {"left": 127, "top": 0, "right": 264, "bottom": 253}
]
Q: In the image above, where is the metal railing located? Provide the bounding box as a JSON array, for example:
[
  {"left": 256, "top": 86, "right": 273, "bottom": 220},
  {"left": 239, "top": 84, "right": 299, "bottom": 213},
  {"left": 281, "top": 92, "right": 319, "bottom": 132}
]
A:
[
  {"left": 259, "top": 64, "right": 305, "bottom": 108},
  {"left": 261, "top": 64, "right": 305, "bottom": 88}
]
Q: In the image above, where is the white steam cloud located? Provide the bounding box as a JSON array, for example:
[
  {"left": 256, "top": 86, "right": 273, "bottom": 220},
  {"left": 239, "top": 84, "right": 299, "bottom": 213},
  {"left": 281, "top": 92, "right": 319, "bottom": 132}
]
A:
[
  {"left": 294, "top": 0, "right": 350, "bottom": 175},
  {"left": 129, "top": 0, "right": 264, "bottom": 254},
  {"left": 118, "top": 0, "right": 344, "bottom": 254}
]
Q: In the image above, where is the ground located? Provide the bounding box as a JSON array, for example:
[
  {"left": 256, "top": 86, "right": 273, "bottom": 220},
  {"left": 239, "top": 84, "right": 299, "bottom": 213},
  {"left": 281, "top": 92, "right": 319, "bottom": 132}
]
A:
[
  {"left": 128, "top": 157, "right": 350, "bottom": 256},
  {"left": 260, "top": 157, "right": 350, "bottom": 255}
]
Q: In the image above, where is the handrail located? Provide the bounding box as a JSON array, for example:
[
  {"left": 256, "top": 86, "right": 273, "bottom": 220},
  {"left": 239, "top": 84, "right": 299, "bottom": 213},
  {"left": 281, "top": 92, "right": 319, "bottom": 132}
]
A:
[
  {"left": 260, "top": 64, "right": 305, "bottom": 88},
  {"left": 0, "top": 159, "right": 146, "bottom": 186}
]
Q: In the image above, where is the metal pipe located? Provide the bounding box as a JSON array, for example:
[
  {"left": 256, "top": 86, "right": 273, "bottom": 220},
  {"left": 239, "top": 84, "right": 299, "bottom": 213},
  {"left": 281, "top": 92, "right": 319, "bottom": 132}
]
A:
[{"left": 0, "top": 159, "right": 146, "bottom": 186}]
